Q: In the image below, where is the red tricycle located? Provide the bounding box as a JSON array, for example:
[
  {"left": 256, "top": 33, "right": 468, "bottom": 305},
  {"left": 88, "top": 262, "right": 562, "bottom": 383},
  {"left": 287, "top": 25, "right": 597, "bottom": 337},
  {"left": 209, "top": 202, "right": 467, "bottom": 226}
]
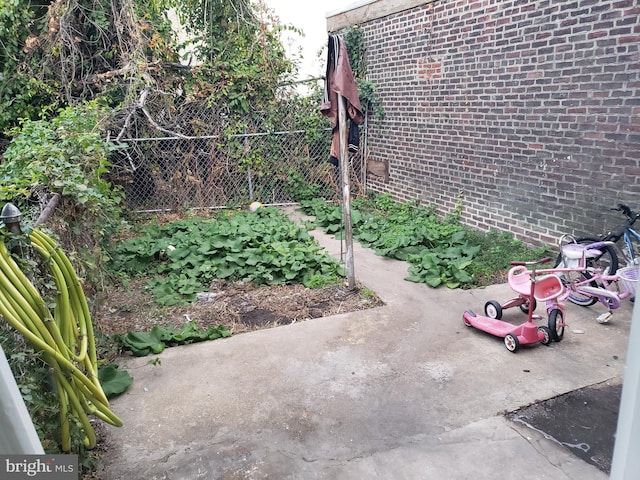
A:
[{"left": 463, "top": 257, "right": 563, "bottom": 352}]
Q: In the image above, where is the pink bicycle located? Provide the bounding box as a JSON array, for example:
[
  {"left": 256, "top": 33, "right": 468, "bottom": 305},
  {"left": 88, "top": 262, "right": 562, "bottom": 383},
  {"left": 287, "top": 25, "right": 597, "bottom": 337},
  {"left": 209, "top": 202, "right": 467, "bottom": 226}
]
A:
[{"left": 554, "top": 236, "right": 635, "bottom": 323}]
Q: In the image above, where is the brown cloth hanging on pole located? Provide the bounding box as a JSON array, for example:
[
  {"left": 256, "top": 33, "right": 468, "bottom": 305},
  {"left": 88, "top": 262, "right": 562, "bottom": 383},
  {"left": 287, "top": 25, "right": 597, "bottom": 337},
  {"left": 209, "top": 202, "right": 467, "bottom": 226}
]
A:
[
  {"left": 321, "top": 34, "right": 364, "bottom": 164},
  {"left": 320, "top": 35, "right": 362, "bottom": 290}
]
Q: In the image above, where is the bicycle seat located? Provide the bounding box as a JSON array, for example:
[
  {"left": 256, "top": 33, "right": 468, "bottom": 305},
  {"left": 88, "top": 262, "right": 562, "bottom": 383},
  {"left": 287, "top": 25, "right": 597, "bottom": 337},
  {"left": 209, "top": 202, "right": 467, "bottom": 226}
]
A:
[
  {"left": 508, "top": 265, "right": 532, "bottom": 296},
  {"left": 562, "top": 243, "right": 586, "bottom": 260},
  {"left": 561, "top": 243, "right": 588, "bottom": 268},
  {"left": 561, "top": 243, "right": 603, "bottom": 267}
]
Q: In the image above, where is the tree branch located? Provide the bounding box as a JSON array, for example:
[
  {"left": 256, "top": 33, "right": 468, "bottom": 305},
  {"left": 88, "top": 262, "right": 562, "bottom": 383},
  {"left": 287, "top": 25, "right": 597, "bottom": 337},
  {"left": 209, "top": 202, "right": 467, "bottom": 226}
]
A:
[{"left": 34, "top": 193, "right": 61, "bottom": 227}]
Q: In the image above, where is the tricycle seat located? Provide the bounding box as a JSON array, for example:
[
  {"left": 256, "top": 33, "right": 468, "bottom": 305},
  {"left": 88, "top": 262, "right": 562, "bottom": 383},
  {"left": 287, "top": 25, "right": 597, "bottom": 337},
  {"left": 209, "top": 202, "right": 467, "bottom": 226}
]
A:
[
  {"left": 508, "top": 265, "right": 532, "bottom": 296},
  {"left": 533, "top": 274, "right": 564, "bottom": 301},
  {"left": 508, "top": 266, "right": 564, "bottom": 301}
]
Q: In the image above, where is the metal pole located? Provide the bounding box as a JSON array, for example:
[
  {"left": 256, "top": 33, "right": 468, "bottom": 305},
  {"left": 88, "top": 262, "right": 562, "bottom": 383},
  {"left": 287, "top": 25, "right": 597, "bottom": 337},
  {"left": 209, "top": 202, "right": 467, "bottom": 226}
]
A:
[
  {"left": 337, "top": 94, "right": 355, "bottom": 290},
  {"left": 362, "top": 110, "right": 368, "bottom": 193},
  {"left": 248, "top": 167, "right": 254, "bottom": 202}
]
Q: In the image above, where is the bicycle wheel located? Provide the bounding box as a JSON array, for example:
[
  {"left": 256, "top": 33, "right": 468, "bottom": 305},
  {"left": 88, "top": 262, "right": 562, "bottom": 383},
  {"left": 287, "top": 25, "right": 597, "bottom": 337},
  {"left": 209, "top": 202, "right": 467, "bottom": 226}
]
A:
[
  {"left": 564, "top": 270, "right": 598, "bottom": 307},
  {"left": 621, "top": 232, "right": 640, "bottom": 268}
]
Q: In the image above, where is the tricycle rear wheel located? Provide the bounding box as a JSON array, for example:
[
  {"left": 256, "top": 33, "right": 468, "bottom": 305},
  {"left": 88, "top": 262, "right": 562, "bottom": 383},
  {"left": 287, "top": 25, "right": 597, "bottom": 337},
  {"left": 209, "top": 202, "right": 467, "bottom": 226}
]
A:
[
  {"left": 519, "top": 297, "right": 537, "bottom": 314},
  {"left": 484, "top": 300, "right": 503, "bottom": 319}
]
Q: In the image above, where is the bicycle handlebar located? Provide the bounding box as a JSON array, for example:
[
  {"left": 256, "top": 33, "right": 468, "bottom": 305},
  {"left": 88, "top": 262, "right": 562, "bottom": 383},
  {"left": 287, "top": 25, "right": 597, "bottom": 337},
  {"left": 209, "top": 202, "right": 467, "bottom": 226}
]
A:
[
  {"left": 510, "top": 257, "right": 553, "bottom": 266},
  {"left": 610, "top": 203, "right": 640, "bottom": 225}
]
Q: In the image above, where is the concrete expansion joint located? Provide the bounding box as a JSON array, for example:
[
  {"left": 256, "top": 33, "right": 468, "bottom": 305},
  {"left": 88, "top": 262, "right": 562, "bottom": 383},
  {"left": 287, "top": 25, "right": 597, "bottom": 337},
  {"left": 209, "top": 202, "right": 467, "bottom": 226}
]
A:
[
  {"left": 302, "top": 451, "right": 371, "bottom": 464},
  {"left": 507, "top": 420, "right": 568, "bottom": 473}
]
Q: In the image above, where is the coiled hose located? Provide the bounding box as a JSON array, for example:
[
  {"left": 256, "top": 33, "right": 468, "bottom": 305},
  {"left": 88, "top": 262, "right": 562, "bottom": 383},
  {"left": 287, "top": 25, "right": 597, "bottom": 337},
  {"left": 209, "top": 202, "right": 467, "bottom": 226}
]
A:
[{"left": 0, "top": 228, "right": 122, "bottom": 451}]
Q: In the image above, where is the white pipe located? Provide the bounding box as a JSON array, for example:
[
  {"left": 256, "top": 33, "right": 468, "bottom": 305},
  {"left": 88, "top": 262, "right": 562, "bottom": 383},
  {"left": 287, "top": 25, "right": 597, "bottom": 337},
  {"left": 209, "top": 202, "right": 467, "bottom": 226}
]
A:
[
  {"left": 610, "top": 297, "right": 640, "bottom": 478},
  {"left": 0, "top": 344, "right": 44, "bottom": 454}
]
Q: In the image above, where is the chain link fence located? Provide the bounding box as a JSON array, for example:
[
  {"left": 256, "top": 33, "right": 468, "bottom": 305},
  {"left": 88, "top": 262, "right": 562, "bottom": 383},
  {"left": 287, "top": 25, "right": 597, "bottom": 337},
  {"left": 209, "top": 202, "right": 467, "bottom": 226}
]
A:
[{"left": 111, "top": 79, "right": 366, "bottom": 212}]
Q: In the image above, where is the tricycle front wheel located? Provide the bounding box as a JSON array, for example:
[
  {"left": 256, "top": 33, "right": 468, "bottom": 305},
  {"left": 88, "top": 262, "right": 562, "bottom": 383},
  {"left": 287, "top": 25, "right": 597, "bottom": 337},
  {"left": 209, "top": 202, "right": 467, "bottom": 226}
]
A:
[{"left": 548, "top": 309, "right": 565, "bottom": 342}]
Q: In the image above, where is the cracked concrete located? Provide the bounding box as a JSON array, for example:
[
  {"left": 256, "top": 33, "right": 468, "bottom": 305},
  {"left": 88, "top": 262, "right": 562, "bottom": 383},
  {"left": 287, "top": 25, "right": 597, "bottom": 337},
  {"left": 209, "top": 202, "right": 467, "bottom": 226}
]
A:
[{"left": 100, "top": 210, "right": 633, "bottom": 479}]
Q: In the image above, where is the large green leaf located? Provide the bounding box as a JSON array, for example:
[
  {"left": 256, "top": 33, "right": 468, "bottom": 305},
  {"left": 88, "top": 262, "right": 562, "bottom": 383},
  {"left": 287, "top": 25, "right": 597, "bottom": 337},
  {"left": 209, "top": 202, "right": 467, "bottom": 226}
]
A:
[
  {"left": 121, "top": 330, "right": 167, "bottom": 356},
  {"left": 118, "top": 322, "right": 231, "bottom": 357},
  {"left": 98, "top": 364, "right": 133, "bottom": 398}
]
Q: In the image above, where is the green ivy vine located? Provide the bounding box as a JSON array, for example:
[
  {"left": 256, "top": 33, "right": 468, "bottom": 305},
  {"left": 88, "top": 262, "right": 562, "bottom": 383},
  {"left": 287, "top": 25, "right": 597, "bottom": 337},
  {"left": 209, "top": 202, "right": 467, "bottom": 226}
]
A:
[{"left": 342, "top": 26, "right": 385, "bottom": 120}]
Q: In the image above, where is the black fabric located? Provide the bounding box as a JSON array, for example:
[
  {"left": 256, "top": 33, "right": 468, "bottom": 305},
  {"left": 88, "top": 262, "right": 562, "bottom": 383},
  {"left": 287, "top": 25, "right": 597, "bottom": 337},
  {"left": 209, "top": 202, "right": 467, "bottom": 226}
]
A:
[{"left": 348, "top": 120, "right": 360, "bottom": 153}]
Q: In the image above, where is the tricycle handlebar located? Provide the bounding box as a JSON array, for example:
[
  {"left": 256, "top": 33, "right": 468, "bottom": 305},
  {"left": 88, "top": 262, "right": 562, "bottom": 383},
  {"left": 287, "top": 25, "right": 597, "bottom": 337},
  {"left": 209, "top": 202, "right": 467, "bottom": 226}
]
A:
[{"left": 510, "top": 257, "right": 553, "bottom": 266}]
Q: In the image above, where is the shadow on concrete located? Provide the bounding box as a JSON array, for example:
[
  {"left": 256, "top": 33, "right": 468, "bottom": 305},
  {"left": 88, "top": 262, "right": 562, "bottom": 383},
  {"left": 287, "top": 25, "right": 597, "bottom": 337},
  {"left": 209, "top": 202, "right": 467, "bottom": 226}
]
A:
[{"left": 507, "top": 379, "right": 622, "bottom": 474}]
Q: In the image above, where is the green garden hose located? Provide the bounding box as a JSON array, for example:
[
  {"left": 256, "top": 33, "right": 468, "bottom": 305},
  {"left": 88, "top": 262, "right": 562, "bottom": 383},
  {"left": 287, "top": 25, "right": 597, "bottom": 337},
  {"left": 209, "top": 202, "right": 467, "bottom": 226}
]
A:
[{"left": 0, "top": 228, "right": 122, "bottom": 451}]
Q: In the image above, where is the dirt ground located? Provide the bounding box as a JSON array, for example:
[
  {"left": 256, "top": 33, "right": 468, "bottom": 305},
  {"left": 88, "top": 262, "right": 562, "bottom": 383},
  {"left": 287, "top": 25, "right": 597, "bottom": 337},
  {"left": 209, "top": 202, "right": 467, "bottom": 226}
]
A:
[
  {"left": 94, "top": 278, "right": 383, "bottom": 340},
  {"left": 86, "top": 279, "right": 381, "bottom": 479}
]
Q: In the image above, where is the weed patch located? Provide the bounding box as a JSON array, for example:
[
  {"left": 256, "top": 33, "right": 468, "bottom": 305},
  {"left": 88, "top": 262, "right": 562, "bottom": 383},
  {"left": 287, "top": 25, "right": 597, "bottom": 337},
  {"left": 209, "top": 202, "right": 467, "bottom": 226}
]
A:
[
  {"left": 108, "top": 208, "right": 345, "bottom": 306},
  {"left": 300, "top": 194, "right": 552, "bottom": 288}
]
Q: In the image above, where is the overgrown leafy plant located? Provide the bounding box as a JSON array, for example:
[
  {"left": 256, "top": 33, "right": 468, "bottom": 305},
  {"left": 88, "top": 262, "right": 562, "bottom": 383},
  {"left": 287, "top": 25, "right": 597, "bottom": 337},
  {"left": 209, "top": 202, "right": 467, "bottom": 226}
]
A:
[
  {"left": 300, "top": 194, "right": 552, "bottom": 288},
  {"left": 0, "top": 0, "right": 57, "bottom": 135},
  {"left": 405, "top": 230, "right": 481, "bottom": 288},
  {"left": 116, "top": 321, "right": 231, "bottom": 357},
  {"left": 0, "top": 1, "right": 327, "bottom": 476},
  {"left": 342, "top": 25, "right": 385, "bottom": 120},
  {"left": 0, "top": 101, "right": 127, "bottom": 294},
  {"left": 0, "top": 102, "right": 124, "bottom": 225},
  {"left": 108, "top": 208, "right": 345, "bottom": 306},
  {"left": 465, "top": 228, "right": 551, "bottom": 284},
  {"left": 97, "top": 364, "right": 133, "bottom": 398},
  {"left": 173, "top": 0, "right": 294, "bottom": 111}
]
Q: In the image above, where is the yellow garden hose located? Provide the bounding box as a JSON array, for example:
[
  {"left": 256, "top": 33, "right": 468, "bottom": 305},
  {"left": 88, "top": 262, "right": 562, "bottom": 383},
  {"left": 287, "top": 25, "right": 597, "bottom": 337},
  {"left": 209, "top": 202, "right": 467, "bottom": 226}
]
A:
[{"left": 0, "top": 228, "right": 122, "bottom": 451}]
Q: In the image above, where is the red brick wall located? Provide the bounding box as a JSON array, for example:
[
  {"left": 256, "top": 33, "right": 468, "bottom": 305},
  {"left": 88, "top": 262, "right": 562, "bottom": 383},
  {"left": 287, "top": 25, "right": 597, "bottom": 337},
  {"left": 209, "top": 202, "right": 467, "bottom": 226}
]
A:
[{"left": 359, "top": 0, "right": 639, "bottom": 246}]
